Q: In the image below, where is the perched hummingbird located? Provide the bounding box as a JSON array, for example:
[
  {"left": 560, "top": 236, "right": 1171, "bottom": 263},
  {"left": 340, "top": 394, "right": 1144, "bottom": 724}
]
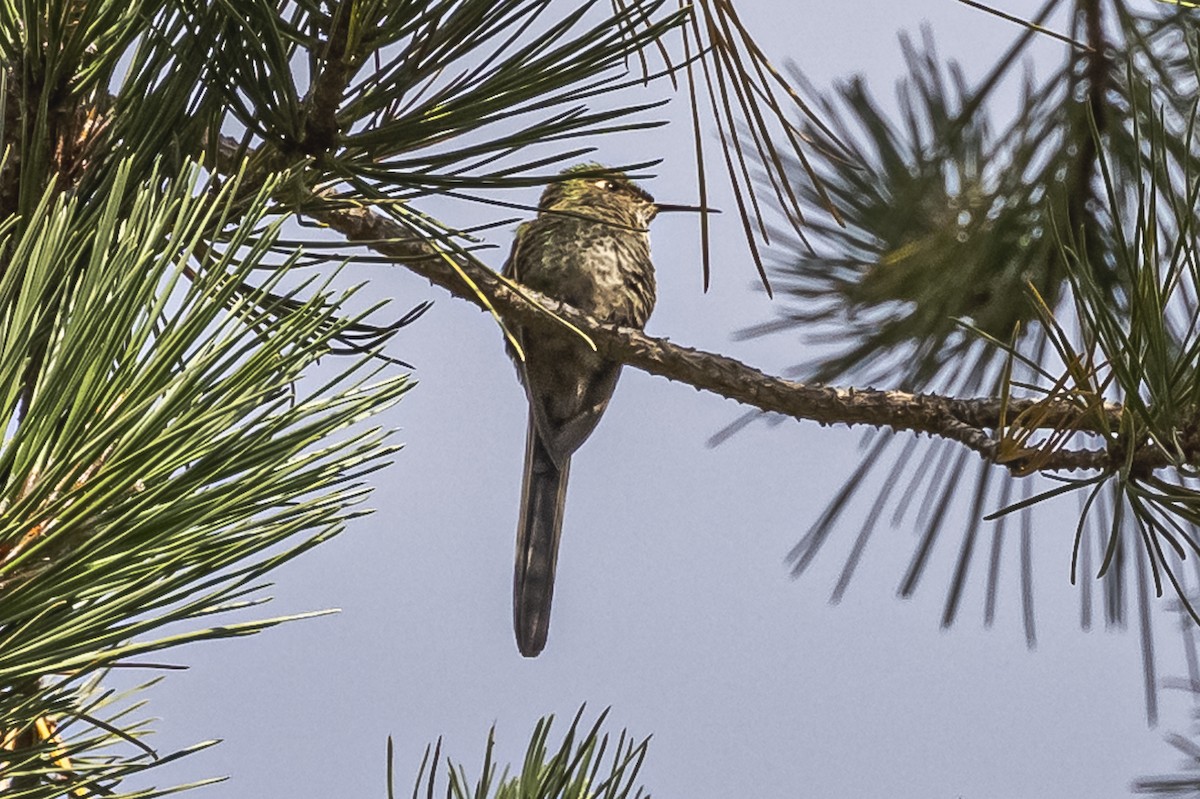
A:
[{"left": 502, "top": 163, "right": 695, "bottom": 657}]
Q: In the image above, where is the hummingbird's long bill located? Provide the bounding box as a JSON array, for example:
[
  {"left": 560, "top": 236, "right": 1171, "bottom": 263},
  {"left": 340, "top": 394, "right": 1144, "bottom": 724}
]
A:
[{"left": 654, "top": 203, "right": 720, "bottom": 214}]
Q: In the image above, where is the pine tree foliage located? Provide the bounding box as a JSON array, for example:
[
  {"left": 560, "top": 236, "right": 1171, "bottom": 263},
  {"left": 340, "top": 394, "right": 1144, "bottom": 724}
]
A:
[
  {"left": 11, "top": 0, "right": 1200, "bottom": 794},
  {"left": 0, "top": 157, "right": 409, "bottom": 797},
  {"left": 398, "top": 708, "right": 651, "bottom": 799},
  {"left": 0, "top": 0, "right": 829, "bottom": 795},
  {"left": 739, "top": 0, "right": 1200, "bottom": 722}
]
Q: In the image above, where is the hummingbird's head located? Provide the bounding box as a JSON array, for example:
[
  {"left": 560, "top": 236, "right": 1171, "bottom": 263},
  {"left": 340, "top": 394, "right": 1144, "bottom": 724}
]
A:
[{"left": 538, "top": 163, "right": 659, "bottom": 228}]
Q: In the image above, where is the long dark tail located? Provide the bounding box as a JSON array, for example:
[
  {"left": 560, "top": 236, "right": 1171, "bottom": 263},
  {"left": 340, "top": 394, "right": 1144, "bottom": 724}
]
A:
[{"left": 513, "top": 416, "right": 571, "bottom": 657}]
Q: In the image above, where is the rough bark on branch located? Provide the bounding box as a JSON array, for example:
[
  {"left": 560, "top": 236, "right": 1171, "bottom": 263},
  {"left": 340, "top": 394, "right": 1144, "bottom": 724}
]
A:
[
  {"left": 306, "top": 199, "right": 1138, "bottom": 473},
  {"left": 209, "top": 101, "right": 1136, "bottom": 474}
]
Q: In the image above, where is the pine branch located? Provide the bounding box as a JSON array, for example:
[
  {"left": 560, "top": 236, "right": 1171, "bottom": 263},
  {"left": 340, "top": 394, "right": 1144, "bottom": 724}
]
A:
[
  {"left": 209, "top": 125, "right": 1147, "bottom": 474},
  {"left": 301, "top": 188, "right": 1147, "bottom": 473}
]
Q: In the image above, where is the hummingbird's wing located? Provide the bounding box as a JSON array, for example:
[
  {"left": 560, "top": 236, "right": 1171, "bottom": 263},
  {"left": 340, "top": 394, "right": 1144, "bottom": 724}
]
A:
[
  {"left": 521, "top": 333, "right": 621, "bottom": 465},
  {"left": 512, "top": 410, "right": 570, "bottom": 657},
  {"left": 502, "top": 221, "right": 624, "bottom": 465}
]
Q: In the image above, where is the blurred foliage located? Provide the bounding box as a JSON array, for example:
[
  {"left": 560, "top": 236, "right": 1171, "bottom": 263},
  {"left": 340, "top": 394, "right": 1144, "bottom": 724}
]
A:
[
  {"left": 1135, "top": 587, "right": 1200, "bottom": 795},
  {"left": 735, "top": 0, "right": 1200, "bottom": 723}
]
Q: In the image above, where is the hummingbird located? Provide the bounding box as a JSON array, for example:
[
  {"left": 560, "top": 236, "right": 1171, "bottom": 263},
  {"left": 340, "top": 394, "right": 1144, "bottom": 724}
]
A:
[{"left": 502, "top": 163, "right": 697, "bottom": 657}]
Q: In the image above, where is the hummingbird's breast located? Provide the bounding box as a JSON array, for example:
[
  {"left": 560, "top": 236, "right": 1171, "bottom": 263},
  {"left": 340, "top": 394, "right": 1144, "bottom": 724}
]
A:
[{"left": 524, "top": 214, "right": 657, "bottom": 329}]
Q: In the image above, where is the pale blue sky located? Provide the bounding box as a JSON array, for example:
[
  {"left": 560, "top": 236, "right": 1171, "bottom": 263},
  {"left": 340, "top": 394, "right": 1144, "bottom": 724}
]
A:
[{"left": 132, "top": 3, "right": 1196, "bottom": 797}]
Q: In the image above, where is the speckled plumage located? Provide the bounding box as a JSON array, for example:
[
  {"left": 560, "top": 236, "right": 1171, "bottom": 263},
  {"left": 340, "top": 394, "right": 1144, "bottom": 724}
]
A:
[{"left": 503, "top": 165, "right": 660, "bottom": 657}]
